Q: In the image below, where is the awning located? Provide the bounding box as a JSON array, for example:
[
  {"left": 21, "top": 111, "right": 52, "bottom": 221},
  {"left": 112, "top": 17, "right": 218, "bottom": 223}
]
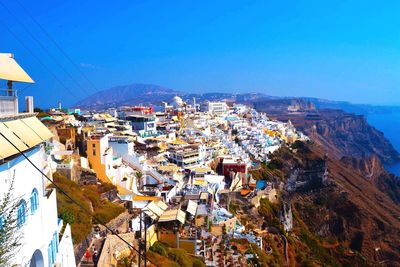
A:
[
  {"left": 3, "top": 119, "right": 43, "bottom": 147},
  {"left": 193, "top": 179, "right": 207, "bottom": 186},
  {"left": 0, "top": 116, "right": 53, "bottom": 159},
  {"left": 21, "top": 116, "right": 53, "bottom": 140},
  {"left": 143, "top": 200, "right": 168, "bottom": 220},
  {"left": 158, "top": 209, "right": 186, "bottom": 224},
  {"left": 0, "top": 123, "right": 29, "bottom": 159},
  {"left": 132, "top": 195, "right": 160, "bottom": 202},
  {"left": 186, "top": 200, "right": 198, "bottom": 216},
  {"left": 0, "top": 53, "right": 34, "bottom": 83}
]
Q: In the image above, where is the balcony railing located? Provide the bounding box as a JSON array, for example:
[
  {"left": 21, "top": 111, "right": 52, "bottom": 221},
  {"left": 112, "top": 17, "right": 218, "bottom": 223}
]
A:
[
  {"left": 0, "top": 89, "right": 18, "bottom": 115},
  {"left": 0, "top": 89, "right": 17, "bottom": 97}
]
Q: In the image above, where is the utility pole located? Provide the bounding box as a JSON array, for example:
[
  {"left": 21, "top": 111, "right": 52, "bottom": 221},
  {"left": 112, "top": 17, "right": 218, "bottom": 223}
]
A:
[
  {"left": 138, "top": 211, "right": 147, "bottom": 267},
  {"left": 144, "top": 212, "right": 147, "bottom": 267},
  {"left": 138, "top": 212, "right": 142, "bottom": 267}
]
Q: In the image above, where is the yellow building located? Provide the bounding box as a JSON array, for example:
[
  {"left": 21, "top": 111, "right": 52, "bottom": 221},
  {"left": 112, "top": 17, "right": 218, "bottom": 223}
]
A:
[{"left": 86, "top": 134, "right": 113, "bottom": 182}]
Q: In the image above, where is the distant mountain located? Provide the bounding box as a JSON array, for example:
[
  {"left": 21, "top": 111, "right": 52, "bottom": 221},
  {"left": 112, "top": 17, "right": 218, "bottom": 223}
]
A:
[
  {"left": 75, "top": 83, "right": 180, "bottom": 109},
  {"left": 75, "top": 82, "right": 400, "bottom": 115},
  {"left": 74, "top": 83, "right": 272, "bottom": 109}
]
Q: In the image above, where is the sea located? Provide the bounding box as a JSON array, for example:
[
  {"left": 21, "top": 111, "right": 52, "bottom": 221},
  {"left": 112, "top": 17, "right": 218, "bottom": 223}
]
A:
[{"left": 367, "top": 112, "right": 400, "bottom": 176}]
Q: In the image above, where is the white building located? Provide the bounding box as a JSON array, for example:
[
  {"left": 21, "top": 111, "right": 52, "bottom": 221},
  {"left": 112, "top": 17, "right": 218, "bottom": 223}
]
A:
[
  {"left": 169, "top": 144, "right": 206, "bottom": 169},
  {"left": 0, "top": 53, "right": 75, "bottom": 267},
  {"left": 202, "top": 101, "right": 228, "bottom": 115}
]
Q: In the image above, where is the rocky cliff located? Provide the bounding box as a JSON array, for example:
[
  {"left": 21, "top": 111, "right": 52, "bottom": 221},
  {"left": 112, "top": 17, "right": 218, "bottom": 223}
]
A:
[
  {"left": 265, "top": 144, "right": 400, "bottom": 266},
  {"left": 252, "top": 99, "right": 400, "bottom": 265},
  {"left": 306, "top": 110, "right": 400, "bottom": 164},
  {"left": 340, "top": 155, "right": 400, "bottom": 204}
]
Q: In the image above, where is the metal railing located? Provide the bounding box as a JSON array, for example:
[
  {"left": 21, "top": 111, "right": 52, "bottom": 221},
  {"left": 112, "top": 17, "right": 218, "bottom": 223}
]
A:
[{"left": 0, "top": 88, "right": 17, "bottom": 97}]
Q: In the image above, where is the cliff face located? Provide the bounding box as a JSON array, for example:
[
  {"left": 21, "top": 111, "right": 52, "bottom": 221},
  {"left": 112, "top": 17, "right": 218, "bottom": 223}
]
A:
[
  {"left": 307, "top": 111, "right": 400, "bottom": 164},
  {"left": 340, "top": 155, "right": 400, "bottom": 204},
  {"left": 254, "top": 100, "right": 400, "bottom": 165},
  {"left": 252, "top": 100, "right": 400, "bottom": 265},
  {"left": 268, "top": 144, "right": 400, "bottom": 266},
  {"left": 340, "top": 155, "right": 385, "bottom": 181}
]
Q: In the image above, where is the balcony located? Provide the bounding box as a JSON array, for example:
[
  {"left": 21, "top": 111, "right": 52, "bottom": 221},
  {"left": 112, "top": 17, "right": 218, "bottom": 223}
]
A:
[{"left": 0, "top": 89, "right": 18, "bottom": 116}]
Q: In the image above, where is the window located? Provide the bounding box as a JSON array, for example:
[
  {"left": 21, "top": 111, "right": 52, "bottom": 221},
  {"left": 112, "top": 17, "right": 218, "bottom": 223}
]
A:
[
  {"left": 48, "top": 231, "right": 58, "bottom": 266},
  {"left": 30, "top": 188, "right": 39, "bottom": 214},
  {"left": 17, "top": 200, "right": 27, "bottom": 227},
  {"left": 48, "top": 244, "right": 53, "bottom": 266},
  {"left": 53, "top": 232, "right": 59, "bottom": 254}
]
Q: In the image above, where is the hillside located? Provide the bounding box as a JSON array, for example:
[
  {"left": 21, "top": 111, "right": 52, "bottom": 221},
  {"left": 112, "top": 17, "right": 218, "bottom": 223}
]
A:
[
  {"left": 256, "top": 143, "right": 400, "bottom": 265},
  {"left": 250, "top": 99, "right": 400, "bottom": 265}
]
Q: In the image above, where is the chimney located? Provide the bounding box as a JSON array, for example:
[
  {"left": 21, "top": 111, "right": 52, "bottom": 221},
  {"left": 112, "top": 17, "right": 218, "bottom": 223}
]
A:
[{"left": 25, "top": 96, "right": 34, "bottom": 113}]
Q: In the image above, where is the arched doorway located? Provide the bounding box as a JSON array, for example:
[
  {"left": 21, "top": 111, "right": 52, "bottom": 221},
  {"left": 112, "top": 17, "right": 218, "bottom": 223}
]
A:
[{"left": 29, "top": 249, "right": 44, "bottom": 267}]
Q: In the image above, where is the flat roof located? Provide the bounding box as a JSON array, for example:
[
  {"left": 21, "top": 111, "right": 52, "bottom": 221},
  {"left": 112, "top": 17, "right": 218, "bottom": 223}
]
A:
[{"left": 126, "top": 114, "right": 155, "bottom": 119}]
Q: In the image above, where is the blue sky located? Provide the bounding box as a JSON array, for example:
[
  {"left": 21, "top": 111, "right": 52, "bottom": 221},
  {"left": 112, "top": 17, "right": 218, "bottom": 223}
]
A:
[{"left": 1, "top": 0, "right": 400, "bottom": 107}]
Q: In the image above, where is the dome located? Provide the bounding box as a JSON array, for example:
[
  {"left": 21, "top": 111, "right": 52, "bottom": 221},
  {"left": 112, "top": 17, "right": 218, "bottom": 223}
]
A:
[{"left": 172, "top": 96, "right": 184, "bottom": 107}]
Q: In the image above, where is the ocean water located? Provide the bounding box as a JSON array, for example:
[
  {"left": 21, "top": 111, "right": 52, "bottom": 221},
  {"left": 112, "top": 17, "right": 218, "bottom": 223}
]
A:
[{"left": 367, "top": 112, "right": 400, "bottom": 176}]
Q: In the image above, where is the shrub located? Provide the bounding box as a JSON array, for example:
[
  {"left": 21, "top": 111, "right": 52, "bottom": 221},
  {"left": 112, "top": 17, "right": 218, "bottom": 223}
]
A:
[
  {"left": 192, "top": 258, "right": 205, "bottom": 267},
  {"left": 150, "top": 241, "right": 168, "bottom": 256},
  {"left": 267, "top": 159, "right": 283, "bottom": 170},
  {"left": 168, "top": 248, "right": 192, "bottom": 267},
  {"left": 59, "top": 208, "right": 74, "bottom": 224},
  {"left": 258, "top": 198, "right": 279, "bottom": 218},
  {"left": 98, "top": 182, "right": 117, "bottom": 193},
  {"left": 94, "top": 201, "right": 125, "bottom": 224},
  {"left": 229, "top": 202, "right": 239, "bottom": 215}
]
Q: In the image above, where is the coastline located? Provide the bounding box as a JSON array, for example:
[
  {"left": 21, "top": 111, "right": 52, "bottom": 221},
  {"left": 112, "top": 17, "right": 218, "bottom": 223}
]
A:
[{"left": 367, "top": 112, "right": 400, "bottom": 176}]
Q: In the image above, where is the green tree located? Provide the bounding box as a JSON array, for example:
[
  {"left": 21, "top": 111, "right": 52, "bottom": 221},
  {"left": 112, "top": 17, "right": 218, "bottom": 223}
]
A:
[
  {"left": 135, "top": 171, "right": 144, "bottom": 189},
  {"left": 0, "top": 178, "right": 22, "bottom": 267}
]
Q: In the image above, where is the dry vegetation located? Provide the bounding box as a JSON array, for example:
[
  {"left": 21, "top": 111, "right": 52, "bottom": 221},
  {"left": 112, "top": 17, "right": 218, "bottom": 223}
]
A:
[{"left": 51, "top": 172, "right": 125, "bottom": 244}]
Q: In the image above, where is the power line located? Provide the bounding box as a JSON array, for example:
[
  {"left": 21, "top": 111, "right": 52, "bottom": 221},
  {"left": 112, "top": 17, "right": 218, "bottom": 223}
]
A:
[
  {"left": 0, "top": 0, "right": 94, "bottom": 97},
  {"left": 1, "top": 19, "right": 80, "bottom": 100},
  {"left": 0, "top": 132, "right": 151, "bottom": 265},
  {"left": 15, "top": 0, "right": 100, "bottom": 95}
]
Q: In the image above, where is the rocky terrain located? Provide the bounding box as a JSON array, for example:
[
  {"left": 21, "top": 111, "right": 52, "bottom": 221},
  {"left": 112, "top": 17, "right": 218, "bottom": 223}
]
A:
[
  {"left": 261, "top": 143, "right": 400, "bottom": 266},
  {"left": 250, "top": 99, "right": 400, "bottom": 265}
]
